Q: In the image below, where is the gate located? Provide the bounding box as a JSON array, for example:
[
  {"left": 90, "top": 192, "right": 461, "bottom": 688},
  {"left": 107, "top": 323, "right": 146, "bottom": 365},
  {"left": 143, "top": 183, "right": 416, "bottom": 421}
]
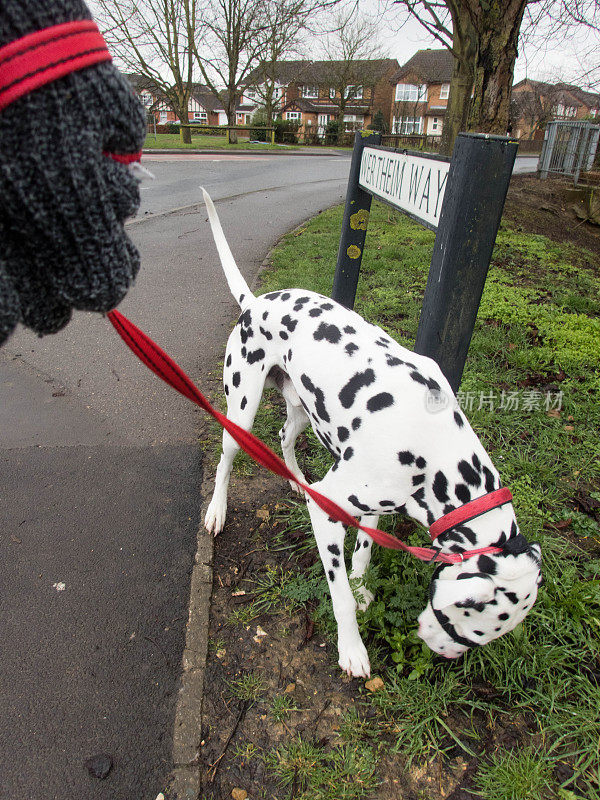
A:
[{"left": 539, "top": 120, "right": 600, "bottom": 183}]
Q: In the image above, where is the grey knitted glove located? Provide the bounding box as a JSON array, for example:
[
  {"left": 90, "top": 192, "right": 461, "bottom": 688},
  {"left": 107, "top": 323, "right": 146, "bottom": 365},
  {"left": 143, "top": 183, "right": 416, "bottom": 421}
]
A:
[{"left": 0, "top": 0, "right": 147, "bottom": 345}]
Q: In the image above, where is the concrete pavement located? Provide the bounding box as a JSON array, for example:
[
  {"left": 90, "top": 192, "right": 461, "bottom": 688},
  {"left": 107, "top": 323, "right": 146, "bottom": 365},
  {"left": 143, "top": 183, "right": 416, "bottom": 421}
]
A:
[{"left": 0, "top": 154, "right": 351, "bottom": 800}]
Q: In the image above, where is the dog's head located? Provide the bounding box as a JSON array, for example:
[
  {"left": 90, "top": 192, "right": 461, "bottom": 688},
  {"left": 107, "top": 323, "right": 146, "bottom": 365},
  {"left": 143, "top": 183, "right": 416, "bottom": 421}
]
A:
[{"left": 417, "top": 540, "right": 542, "bottom": 658}]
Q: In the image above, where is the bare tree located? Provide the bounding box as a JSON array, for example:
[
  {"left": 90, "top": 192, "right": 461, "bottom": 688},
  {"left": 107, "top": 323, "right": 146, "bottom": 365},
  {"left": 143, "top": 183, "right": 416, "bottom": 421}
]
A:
[
  {"left": 390, "top": 0, "right": 600, "bottom": 154},
  {"left": 316, "top": 10, "right": 387, "bottom": 141},
  {"left": 244, "top": 0, "right": 339, "bottom": 124},
  {"left": 94, "top": 0, "right": 200, "bottom": 144}
]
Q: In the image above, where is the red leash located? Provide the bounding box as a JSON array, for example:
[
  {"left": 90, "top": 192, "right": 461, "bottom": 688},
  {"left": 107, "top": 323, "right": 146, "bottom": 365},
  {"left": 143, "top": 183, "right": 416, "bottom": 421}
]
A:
[{"left": 107, "top": 309, "right": 510, "bottom": 565}]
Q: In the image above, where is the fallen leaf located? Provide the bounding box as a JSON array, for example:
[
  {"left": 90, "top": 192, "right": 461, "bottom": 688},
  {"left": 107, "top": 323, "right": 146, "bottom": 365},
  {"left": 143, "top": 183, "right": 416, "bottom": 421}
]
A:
[
  {"left": 256, "top": 508, "right": 270, "bottom": 521},
  {"left": 365, "top": 676, "right": 384, "bottom": 692},
  {"left": 284, "top": 683, "right": 296, "bottom": 693},
  {"left": 564, "top": 425, "right": 574, "bottom": 431},
  {"left": 232, "top": 790, "right": 248, "bottom": 800},
  {"left": 547, "top": 409, "right": 561, "bottom": 418}
]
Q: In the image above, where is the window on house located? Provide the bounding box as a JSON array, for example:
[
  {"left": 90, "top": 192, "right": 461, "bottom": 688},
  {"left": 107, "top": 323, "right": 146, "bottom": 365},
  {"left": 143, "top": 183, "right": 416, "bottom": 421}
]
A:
[
  {"left": 431, "top": 116, "right": 439, "bottom": 132},
  {"left": 439, "top": 83, "right": 450, "bottom": 100},
  {"left": 140, "top": 91, "right": 153, "bottom": 107},
  {"left": 159, "top": 111, "right": 167, "bottom": 123},
  {"left": 393, "top": 116, "right": 423, "bottom": 134},
  {"left": 301, "top": 86, "right": 318, "bottom": 98},
  {"left": 329, "top": 87, "right": 337, "bottom": 99},
  {"left": 345, "top": 85, "right": 363, "bottom": 100},
  {"left": 395, "top": 83, "right": 427, "bottom": 102},
  {"left": 286, "top": 111, "right": 300, "bottom": 121},
  {"left": 193, "top": 112, "right": 208, "bottom": 123}
]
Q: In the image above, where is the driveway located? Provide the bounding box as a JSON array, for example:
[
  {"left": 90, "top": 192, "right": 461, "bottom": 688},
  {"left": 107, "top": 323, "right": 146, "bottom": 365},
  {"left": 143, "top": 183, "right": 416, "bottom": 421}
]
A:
[{"left": 0, "top": 152, "right": 351, "bottom": 800}]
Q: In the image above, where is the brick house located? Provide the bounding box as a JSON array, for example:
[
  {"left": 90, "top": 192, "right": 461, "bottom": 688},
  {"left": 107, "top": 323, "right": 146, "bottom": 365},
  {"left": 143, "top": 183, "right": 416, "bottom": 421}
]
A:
[
  {"left": 512, "top": 79, "right": 600, "bottom": 139},
  {"left": 389, "top": 49, "right": 454, "bottom": 137},
  {"left": 244, "top": 59, "right": 399, "bottom": 136},
  {"left": 125, "top": 74, "right": 253, "bottom": 127}
]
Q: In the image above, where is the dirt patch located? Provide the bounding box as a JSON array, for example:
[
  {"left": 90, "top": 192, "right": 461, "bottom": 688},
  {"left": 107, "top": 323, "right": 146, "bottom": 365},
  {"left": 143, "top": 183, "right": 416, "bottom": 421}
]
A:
[{"left": 503, "top": 175, "right": 600, "bottom": 257}]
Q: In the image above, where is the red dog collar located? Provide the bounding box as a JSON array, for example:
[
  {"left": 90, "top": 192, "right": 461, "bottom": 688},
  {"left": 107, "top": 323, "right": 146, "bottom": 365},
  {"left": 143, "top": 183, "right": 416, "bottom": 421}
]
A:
[{"left": 429, "top": 487, "right": 513, "bottom": 541}]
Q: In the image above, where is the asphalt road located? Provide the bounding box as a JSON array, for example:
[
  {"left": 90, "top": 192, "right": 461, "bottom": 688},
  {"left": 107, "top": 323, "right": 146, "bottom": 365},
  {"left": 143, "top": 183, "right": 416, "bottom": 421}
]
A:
[{"left": 0, "top": 152, "right": 351, "bottom": 800}]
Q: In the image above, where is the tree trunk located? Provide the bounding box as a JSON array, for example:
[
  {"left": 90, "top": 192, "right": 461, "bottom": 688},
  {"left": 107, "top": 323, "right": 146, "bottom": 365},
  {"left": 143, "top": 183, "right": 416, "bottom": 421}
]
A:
[
  {"left": 179, "top": 115, "right": 192, "bottom": 144},
  {"left": 441, "top": 0, "right": 527, "bottom": 156},
  {"left": 468, "top": 1, "right": 526, "bottom": 134}
]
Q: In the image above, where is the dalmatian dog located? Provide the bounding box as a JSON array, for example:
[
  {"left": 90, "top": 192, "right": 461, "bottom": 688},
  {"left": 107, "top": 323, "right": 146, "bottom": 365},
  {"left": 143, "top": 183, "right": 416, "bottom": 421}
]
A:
[{"left": 202, "top": 189, "right": 542, "bottom": 678}]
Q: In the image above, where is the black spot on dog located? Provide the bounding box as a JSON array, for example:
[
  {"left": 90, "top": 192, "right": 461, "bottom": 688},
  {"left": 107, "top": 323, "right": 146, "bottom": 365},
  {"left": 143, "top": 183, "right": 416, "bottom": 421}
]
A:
[
  {"left": 398, "top": 450, "right": 415, "bottom": 465},
  {"left": 328, "top": 570, "right": 335, "bottom": 582},
  {"left": 473, "top": 630, "right": 484, "bottom": 636},
  {"left": 309, "top": 308, "right": 322, "bottom": 317},
  {"left": 262, "top": 311, "right": 269, "bottom": 320},
  {"left": 472, "top": 454, "right": 482, "bottom": 472},
  {"left": 314, "top": 322, "right": 342, "bottom": 344},
  {"left": 241, "top": 347, "right": 247, "bottom": 357},
  {"left": 226, "top": 354, "right": 232, "bottom": 367},
  {"left": 380, "top": 500, "right": 395, "bottom": 507},
  {"left": 385, "top": 354, "right": 404, "bottom": 367},
  {"left": 458, "top": 460, "right": 482, "bottom": 487},
  {"left": 363, "top": 540, "right": 369, "bottom": 548},
  {"left": 412, "top": 474, "right": 425, "bottom": 486},
  {"left": 455, "top": 483, "right": 471, "bottom": 503},
  {"left": 504, "top": 591, "right": 519, "bottom": 605},
  {"left": 483, "top": 466, "right": 497, "bottom": 492},
  {"left": 412, "top": 487, "right": 434, "bottom": 524},
  {"left": 281, "top": 293, "right": 291, "bottom": 301},
  {"left": 348, "top": 495, "right": 370, "bottom": 513},
  {"left": 367, "top": 392, "right": 394, "bottom": 412},
  {"left": 328, "top": 544, "right": 341, "bottom": 556},
  {"left": 433, "top": 471, "right": 449, "bottom": 502},
  {"left": 279, "top": 331, "right": 288, "bottom": 340},
  {"left": 415, "top": 456, "right": 427, "bottom": 469},
  {"left": 354, "top": 540, "right": 361, "bottom": 552},
  {"left": 454, "top": 411, "right": 464, "bottom": 428},
  {"left": 345, "top": 343, "right": 359, "bottom": 356},
  {"left": 300, "top": 374, "right": 330, "bottom": 423},
  {"left": 352, "top": 417, "right": 361, "bottom": 430},
  {"left": 375, "top": 337, "right": 390, "bottom": 348},
  {"left": 260, "top": 326, "right": 273, "bottom": 340},
  {"left": 410, "top": 371, "right": 427, "bottom": 386},
  {"left": 339, "top": 369, "right": 375, "bottom": 408},
  {"left": 241, "top": 396, "right": 247, "bottom": 410},
  {"left": 344, "top": 325, "right": 356, "bottom": 334},
  {"left": 246, "top": 348, "right": 265, "bottom": 364},
  {"left": 320, "top": 303, "right": 334, "bottom": 310},
  {"left": 343, "top": 447, "right": 354, "bottom": 460},
  {"left": 281, "top": 314, "right": 298, "bottom": 332},
  {"left": 293, "top": 297, "right": 310, "bottom": 311},
  {"left": 288, "top": 349, "right": 292, "bottom": 361},
  {"left": 337, "top": 426, "right": 349, "bottom": 442},
  {"left": 498, "top": 612, "right": 509, "bottom": 621},
  {"left": 224, "top": 384, "right": 229, "bottom": 395},
  {"left": 331, "top": 558, "right": 340, "bottom": 568},
  {"left": 478, "top": 555, "right": 497, "bottom": 574},
  {"left": 232, "top": 372, "right": 241, "bottom": 388},
  {"left": 264, "top": 292, "right": 281, "bottom": 301}
]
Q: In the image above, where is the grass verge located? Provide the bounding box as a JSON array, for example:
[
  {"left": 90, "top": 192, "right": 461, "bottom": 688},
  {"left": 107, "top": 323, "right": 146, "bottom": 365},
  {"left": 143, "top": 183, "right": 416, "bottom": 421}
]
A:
[
  {"left": 210, "top": 199, "right": 600, "bottom": 799},
  {"left": 143, "top": 132, "right": 288, "bottom": 150}
]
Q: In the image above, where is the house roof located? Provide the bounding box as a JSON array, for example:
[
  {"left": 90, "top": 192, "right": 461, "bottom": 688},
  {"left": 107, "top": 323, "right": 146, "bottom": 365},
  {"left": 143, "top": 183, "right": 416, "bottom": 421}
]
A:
[
  {"left": 391, "top": 49, "right": 454, "bottom": 84},
  {"left": 245, "top": 59, "right": 399, "bottom": 88},
  {"left": 283, "top": 98, "right": 370, "bottom": 114},
  {"left": 513, "top": 79, "right": 600, "bottom": 110}
]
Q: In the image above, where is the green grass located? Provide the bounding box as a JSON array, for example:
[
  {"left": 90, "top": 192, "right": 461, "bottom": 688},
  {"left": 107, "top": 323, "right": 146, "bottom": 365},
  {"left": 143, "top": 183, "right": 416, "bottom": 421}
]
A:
[
  {"left": 217, "top": 199, "right": 600, "bottom": 798},
  {"left": 143, "top": 132, "right": 287, "bottom": 150}
]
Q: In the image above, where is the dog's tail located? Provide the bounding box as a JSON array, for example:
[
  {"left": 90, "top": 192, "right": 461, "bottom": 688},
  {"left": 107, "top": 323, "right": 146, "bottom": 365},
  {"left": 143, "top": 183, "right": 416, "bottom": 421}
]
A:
[{"left": 201, "top": 188, "right": 253, "bottom": 308}]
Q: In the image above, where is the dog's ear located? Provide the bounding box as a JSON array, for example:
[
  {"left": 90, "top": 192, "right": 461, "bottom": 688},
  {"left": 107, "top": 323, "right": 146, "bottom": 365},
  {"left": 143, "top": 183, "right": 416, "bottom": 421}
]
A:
[{"left": 431, "top": 574, "right": 495, "bottom": 610}]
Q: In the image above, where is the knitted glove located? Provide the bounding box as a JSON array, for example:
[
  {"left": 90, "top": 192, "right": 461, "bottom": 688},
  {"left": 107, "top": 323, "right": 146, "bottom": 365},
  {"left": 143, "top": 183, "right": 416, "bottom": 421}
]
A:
[{"left": 0, "top": 0, "right": 147, "bottom": 345}]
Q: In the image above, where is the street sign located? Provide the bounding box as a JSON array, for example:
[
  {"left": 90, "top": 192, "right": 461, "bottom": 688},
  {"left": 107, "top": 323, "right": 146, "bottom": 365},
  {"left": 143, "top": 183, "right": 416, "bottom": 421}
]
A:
[{"left": 359, "top": 146, "right": 450, "bottom": 230}]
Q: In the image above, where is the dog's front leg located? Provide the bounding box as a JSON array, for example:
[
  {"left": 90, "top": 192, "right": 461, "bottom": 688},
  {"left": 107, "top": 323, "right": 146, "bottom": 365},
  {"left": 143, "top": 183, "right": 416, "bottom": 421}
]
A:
[
  {"left": 306, "top": 495, "right": 371, "bottom": 678},
  {"left": 350, "top": 520, "right": 377, "bottom": 612}
]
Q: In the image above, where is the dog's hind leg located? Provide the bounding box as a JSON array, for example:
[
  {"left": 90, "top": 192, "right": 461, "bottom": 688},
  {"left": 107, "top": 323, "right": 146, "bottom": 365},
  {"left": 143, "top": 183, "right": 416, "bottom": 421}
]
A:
[
  {"left": 306, "top": 492, "right": 371, "bottom": 677},
  {"left": 350, "top": 519, "right": 377, "bottom": 611},
  {"left": 278, "top": 381, "right": 309, "bottom": 493},
  {"left": 204, "top": 332, "right": 268, "bottom": 535}
]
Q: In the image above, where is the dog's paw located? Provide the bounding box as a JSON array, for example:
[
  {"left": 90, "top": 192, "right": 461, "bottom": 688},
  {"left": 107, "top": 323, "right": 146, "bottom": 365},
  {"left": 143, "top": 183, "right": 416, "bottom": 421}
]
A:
[
  {"left": 355, "top": 587, "right": 374, "bottom": 612},
  {"left": 338, "top": 639, "right": 371, "bottom": 678},
  {"left": 289, "top": 478, "right": 307, "bottom": 497},
  {"left": 204, "top": 497, "right": 227, "bottom": 535}
]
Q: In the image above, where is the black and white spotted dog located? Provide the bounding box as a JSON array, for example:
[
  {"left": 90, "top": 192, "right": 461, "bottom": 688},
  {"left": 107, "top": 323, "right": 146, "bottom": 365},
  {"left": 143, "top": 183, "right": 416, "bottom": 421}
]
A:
[{"left": 202, "top": 189, "right": 542, "bottom": 678}]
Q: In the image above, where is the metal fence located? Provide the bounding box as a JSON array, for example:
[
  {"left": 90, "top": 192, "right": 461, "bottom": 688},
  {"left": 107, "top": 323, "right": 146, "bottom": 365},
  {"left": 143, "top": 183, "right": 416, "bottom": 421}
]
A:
[{"left": 539, "top": 120, "right": 600, "bottom": 183}]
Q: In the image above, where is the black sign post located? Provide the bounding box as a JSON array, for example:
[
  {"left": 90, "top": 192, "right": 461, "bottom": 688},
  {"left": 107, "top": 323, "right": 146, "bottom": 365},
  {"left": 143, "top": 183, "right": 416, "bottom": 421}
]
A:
[
  {"left": 331, "top": 131, "right": 517, "bottom": 393},
  {"left": 332, "top": 130, "right": 381, "bottom": 309},
  {"left": 414, "top": 133, "right": 517, "bottom": 391}
]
